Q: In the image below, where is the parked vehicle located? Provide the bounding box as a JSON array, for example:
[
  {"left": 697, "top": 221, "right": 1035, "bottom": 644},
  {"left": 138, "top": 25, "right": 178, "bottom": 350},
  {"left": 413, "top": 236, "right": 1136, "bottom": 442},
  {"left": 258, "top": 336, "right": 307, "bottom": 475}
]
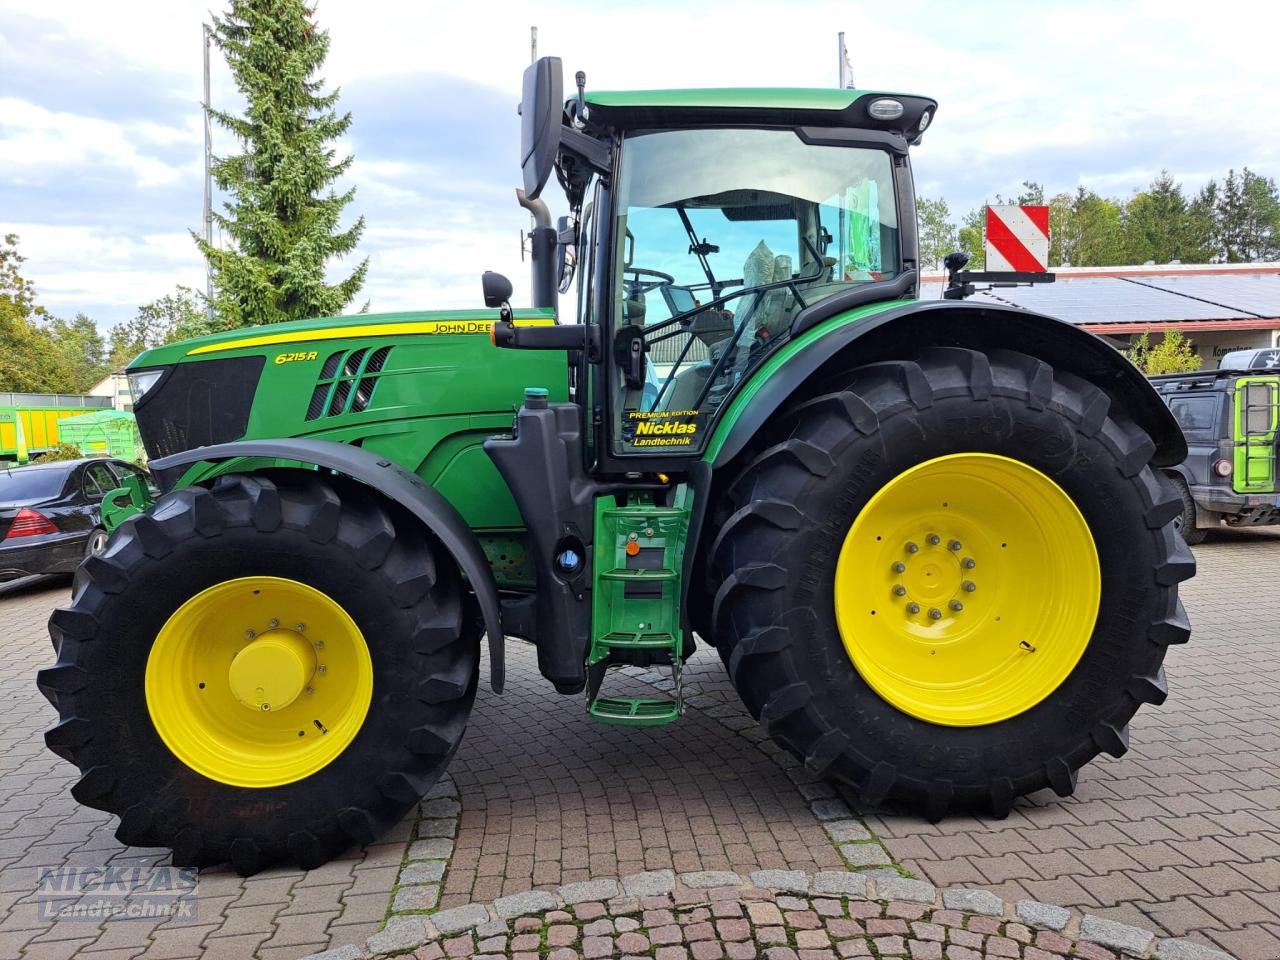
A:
[
  {"left": 1152, "top": 349, "right": 1280, "bottom": 544},
  {"left": 0, "top": 458, "right": 152, "bottom": 581},
  {"left": 40, "top": 58, "right": 1193, "bottom": 875}
]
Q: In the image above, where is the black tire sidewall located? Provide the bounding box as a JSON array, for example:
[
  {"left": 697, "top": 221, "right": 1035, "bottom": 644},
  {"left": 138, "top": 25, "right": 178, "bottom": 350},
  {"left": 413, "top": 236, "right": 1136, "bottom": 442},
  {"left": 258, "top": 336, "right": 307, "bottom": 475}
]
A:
[
  {"left": 727, "top": 389, "right": 1170, "bottom": 799},
  {"left": 69, "top": 482, "right": 471, "bottom": 857}
]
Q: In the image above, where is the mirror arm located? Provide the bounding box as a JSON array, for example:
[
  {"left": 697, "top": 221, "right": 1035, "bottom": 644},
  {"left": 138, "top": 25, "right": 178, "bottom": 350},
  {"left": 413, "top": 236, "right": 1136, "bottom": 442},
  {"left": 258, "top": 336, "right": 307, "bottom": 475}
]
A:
[{"left": 559, "top": 126, "right": 611, "bottom": 173}]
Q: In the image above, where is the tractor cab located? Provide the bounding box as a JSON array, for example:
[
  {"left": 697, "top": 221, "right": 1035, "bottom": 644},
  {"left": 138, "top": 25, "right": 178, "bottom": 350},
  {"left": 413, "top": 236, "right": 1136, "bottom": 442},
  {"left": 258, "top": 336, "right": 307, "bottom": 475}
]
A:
[{"left": 499, "top": 58, "right": 935, "bottom": 470}]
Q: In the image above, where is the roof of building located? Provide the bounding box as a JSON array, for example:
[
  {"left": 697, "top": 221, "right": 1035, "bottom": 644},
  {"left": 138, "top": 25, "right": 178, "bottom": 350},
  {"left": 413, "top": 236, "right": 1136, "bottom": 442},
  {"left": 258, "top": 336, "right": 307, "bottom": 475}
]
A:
[{"left": 920, "top": 263, "right": 1280, "bottom": 331}]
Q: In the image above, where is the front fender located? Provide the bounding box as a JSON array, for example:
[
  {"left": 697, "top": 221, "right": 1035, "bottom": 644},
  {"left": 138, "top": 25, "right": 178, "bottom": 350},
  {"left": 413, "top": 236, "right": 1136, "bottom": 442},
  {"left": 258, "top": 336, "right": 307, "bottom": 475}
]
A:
[
  {"left": 707, "top": 299, "right": 1187, "bottom": 470},
  {"left": 150, "top": 438, "right": 506, "bottom": 693}
]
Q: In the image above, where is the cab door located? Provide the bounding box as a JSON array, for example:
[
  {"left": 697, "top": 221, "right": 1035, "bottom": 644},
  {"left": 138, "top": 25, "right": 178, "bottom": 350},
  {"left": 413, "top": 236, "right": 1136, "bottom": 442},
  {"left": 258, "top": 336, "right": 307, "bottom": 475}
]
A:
[{"left": 1233, "top": 376, "right": 1280, "bottom": 493}]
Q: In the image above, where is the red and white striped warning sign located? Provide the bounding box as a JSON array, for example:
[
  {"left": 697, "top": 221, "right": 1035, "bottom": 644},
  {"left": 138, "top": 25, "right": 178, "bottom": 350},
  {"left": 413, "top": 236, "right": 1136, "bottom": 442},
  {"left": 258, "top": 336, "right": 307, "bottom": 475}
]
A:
[{"left": 985, "top": 205, "right": 1050, "bottom": 272}]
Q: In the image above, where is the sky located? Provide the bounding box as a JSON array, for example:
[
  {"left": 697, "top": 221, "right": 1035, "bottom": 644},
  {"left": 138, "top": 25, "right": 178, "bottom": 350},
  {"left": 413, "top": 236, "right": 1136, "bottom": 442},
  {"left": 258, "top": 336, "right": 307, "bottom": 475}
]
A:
[{"left": 1, "top": 0, "right": 1278, "bottom": 331}]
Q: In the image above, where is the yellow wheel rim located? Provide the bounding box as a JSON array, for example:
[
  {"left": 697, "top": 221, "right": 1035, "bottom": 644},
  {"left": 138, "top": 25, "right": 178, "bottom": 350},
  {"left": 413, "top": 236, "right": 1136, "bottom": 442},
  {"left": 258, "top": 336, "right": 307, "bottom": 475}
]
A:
[
  {"left": 145, "top": 576, "right": 373, "bottom": 787},
  {"left": 834, "top": 453, "right": 1100, "bottom": 726}
]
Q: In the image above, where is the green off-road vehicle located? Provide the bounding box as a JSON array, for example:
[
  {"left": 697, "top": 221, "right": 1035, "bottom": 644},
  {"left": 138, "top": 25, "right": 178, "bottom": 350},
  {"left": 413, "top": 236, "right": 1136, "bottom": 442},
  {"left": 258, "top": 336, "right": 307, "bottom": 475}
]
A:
[
  {"left": 1153, "top": 348, "right": 1280, "bottom": 544},
  {"left": 39, "top": 59, "right": 1194, "bottom": 874}
]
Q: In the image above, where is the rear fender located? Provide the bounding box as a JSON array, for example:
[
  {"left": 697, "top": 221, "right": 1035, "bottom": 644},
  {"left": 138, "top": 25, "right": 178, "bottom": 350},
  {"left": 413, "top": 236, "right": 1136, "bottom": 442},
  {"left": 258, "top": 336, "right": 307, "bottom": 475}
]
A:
[
  {"left": 707, "top": 299, "right": 1187, "bottom": 470},
  {"left": 150, "top": 438, "right": 506, "bottom": 692}
]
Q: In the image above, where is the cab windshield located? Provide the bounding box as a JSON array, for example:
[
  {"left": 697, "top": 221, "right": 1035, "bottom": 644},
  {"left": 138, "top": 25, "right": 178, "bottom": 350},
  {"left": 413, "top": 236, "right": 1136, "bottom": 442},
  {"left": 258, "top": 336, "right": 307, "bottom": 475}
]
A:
[{"left": 610, "top": 127, "right": 900, "bottom": 455}]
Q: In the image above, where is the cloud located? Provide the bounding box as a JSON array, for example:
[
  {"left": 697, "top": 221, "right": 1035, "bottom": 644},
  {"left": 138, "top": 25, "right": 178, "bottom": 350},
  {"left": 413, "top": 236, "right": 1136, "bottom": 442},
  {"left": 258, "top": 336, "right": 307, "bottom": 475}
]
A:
[
  {"left": 2, "top": 0, "right": 1278, "bottom": 330},
  {"left": 0, "top": 98, "right": 192, "bottom": 188}
]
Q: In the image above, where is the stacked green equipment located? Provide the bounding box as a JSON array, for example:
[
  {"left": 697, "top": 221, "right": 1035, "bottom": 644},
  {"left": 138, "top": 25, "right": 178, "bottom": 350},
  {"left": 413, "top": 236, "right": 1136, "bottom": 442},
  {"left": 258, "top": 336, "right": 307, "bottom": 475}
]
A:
[
  {"left": 39, "top": 58, "right": 1195, "bottom": 877},
  {"left": 0, "top": 393, "right": 113, "bottom": 461},
  {"left": 56, "top": 409, "right": 145, "bottom": 462}
]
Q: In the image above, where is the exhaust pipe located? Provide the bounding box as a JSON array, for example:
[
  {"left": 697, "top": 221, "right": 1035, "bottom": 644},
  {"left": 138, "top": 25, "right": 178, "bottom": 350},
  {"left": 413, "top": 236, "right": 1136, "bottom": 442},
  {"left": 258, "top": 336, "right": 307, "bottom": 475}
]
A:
[{"left": 517, "top": 188, "right": 558, "bottom": 313}]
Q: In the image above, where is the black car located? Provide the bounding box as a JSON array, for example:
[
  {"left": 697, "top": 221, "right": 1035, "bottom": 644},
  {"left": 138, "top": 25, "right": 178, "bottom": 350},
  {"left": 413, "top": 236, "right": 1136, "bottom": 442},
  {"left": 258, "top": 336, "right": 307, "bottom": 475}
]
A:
[{"left": 0, "top": 458, "right": 151, "bottom": 581}]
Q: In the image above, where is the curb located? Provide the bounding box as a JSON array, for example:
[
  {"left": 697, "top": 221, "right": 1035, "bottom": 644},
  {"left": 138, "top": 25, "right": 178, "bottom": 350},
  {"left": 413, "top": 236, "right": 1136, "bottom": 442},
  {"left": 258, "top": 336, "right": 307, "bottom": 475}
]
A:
[{"left": 300, "top": 870, "right": 1236, "bottom": 960}]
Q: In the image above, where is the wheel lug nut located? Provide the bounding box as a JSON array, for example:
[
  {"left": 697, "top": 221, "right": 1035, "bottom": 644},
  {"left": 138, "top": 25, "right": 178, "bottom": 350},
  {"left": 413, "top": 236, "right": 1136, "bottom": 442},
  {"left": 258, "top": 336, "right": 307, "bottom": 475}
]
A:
[
  {"left": 314, "top": 640, "right": 325, "bottom": 650},
  {"left": 962, "top": 581, "right": 977, "bottom": 592},
  {"left": 949, "top": 600, "right": 964, "bottom": 612},
  {"left": 294, "top": 623, "right": 306, "bottom": 632},
  {"left": 928, "top": 608, "right": 942, "bottom": 620},
  {"left": 905, "top": 541, "right": 919, "bottom": 554},
  {"left": 962, "top": 557, "right": 976, "bottom": 569},
  {"left": 892, "top": 561, "right": 906, "bottom": 573},
  {"left": 948, "top": 539, "right": 962, "bottom": 551},
  {"left": 906, "top": 602, "right": 920, "bottom": 614},
  {"left": 926, "top": 533, "right": 941, "bottom": 546},
  {"left": 267, "top": 618, "right": 279, "bottom": 629},
  {"left": 892, "top": 585, "right": 907, "bottom": 597},
  {"left": 244, "top": 629, "right": 256, "bottom": 639}
]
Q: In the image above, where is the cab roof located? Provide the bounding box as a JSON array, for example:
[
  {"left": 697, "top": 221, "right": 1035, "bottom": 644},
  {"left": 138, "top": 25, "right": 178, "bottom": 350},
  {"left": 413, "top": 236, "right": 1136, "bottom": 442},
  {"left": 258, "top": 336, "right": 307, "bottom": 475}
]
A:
[{"left": 581, "top": 87, "right": 937, "bottom": 141}]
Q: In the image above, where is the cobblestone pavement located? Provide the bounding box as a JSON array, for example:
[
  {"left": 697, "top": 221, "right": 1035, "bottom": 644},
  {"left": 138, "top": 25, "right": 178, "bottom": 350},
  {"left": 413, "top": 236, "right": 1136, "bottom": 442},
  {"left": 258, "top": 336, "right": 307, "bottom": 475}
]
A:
[
  {"left": 0, "top": 576, "right": 433, "bottom": 960},
  {"left": 358, "top": 871, "right": 1231, "bottom": 960},
  {"left": 859, "top": 528, "right": 1280, "bottom": 960},
  {"left": 0, "top": 525, "right": 1276, "bottom": 959}
]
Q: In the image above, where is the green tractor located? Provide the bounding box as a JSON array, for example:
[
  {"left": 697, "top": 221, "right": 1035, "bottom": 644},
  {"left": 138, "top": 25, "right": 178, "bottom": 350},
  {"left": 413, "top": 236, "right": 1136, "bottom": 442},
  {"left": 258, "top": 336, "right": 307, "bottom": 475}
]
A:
[{"left": 40, "top": 59, "right": 1194, "bottom": 874}]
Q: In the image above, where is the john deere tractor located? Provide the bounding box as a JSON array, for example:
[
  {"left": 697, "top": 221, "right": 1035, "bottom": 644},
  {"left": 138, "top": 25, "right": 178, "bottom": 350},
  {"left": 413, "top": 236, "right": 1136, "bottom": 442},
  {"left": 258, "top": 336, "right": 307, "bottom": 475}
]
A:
[{"left": 40, "top": 58, "right": 1194, "bottom": 874}]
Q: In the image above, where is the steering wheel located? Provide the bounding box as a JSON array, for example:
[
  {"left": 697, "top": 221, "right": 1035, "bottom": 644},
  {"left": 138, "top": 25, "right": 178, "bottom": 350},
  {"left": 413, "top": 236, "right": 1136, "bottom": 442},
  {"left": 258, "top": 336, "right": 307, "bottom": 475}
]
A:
[{"left": 623, "top": 266, "right": 676, "bottom": 295}]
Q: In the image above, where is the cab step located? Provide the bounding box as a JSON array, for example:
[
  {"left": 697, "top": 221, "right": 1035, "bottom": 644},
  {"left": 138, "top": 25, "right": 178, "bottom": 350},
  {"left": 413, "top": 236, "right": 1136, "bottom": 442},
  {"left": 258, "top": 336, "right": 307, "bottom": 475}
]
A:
[
  {"left": 588, "top": 696, "right": 681, "bottom": 727},
  {"left": 586, "top": 492, "right": 692, "bottom": 728}
]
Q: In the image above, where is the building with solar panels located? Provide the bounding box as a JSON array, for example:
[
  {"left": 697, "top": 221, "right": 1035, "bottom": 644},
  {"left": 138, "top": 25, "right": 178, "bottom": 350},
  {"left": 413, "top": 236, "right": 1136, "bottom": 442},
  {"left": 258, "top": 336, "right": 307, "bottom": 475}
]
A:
[{"left": 921, "top": 262, "right": 1280, "bottom": 369}]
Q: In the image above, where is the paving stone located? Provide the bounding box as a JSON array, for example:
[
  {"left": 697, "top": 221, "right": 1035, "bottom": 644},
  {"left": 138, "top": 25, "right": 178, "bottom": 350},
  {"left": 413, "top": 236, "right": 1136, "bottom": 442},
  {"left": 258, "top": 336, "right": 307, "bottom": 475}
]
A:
[
  {"left": 1155, "top": 938, "right": 1236, "bottom": 960},
  {"left": 841, "top": 843, "right": 892, "bottom": 867},
  {"left": 751, "top": 869, "right": 809, "bottom": 893},
  {"left": 393, "top": 883, "right": 439, "bottom": 911},
  {"left": 297, "top": 945, "right": 363, "bottom": 960},
  {"left": 874, "top": 878, "right": 937, "bottom": 904},
  {"left": 559, "top": 879, "right": 620, "bottom": 904},
  {"left": 680, "top": 871, "right": 743, "bottom": 888},
  {"left": 941, "top": 888, "right": 1004, "bottom": 916},
  {"left": 1016, "top": 899, "right": 1072, "bottom": 931},
  {"left": 622, "top": 870, "right": 676, "bottom": 897},
  {"left": 366, "top": 917, "right": 430, "bottom": 955},
  {"left": 399, "top": 861, "right": 446, "bottom": 884},
  {"left": 1079, "top": 914, "right": 1156, "bottom": 955},
  {"left": 812, "top": 871, "right": 871, "bottom": 898},
  {"left": 824, "top": 821, "right": 872, "bottom": 843},
  {"left": 493, "top": 889, "right": 557, "bottom": 920},
  {"left": 408, "top": 839, "right": 454, "bottom": 861},
  {"left": 430, "top": 902, "right": 490, "bottom": 935}
]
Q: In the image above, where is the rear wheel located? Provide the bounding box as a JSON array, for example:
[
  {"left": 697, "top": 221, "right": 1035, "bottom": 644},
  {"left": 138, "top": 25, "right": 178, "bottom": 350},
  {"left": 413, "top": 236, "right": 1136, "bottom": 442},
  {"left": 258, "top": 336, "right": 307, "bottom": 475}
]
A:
[
  {"left": 709, "top": 348, "right": 1194, "bottom": 818},
  {"left": 40, "top": 472, "right": 477, "bottom": 873},
  {"left": 1170, "top": 475, "right": 1209, "bottom": 545},
  {"left": 83, "top": 528, "right": 108, "bottom": 560}
]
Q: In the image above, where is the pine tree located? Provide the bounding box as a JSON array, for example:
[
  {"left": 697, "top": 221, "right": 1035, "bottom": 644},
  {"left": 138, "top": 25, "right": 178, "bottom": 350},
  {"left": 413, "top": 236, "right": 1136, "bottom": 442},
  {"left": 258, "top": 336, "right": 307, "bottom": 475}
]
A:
[{"left": 198, "top": 0, "right": 368, "bottom": 327}]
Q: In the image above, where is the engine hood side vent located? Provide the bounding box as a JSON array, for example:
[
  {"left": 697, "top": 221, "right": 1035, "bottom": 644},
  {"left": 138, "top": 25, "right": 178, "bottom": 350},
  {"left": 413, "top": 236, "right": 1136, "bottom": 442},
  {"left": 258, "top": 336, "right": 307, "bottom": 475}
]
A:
[{"left": 305, "top": 346, "right": 394, "bottom": 421}]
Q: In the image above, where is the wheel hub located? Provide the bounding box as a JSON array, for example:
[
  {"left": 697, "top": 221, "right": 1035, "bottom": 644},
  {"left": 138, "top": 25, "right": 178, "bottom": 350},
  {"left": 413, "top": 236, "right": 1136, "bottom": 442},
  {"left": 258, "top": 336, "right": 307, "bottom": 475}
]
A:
[
  {"left": 227, "top": 628, "right": 317, "bottom": 712},
  {"left": 833, "top": 453, "right": 1101, "bottom": 727},
  {"left": 894, "top": 535, "right": 975, "bottom": 625},
  {"left": 145, "top": 576, "right": 373, "bottom": 788}
]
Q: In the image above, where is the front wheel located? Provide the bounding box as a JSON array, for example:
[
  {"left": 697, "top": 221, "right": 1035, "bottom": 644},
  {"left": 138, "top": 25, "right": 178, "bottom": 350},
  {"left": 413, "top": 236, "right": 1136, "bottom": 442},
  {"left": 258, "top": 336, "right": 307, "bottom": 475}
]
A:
[
  {"left": 40, "top": 472, "right": 477, "bottom": 874},
  {"left": 709, "top": 348, "right": 1194, "bottom": 818}
]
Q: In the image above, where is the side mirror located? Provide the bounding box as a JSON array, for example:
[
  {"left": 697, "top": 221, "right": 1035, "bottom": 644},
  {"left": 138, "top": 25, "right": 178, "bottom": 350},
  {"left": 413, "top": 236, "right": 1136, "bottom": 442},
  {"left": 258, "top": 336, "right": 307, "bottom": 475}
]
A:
[
  {"left": 519, "top": 57, "right": 564, "bottom": 201},
  {"left": 943, "top": 251, "right": 970, "bottom": 274},
  {"left": 482, "top": 271, "right": 513, "bottom": 310}
]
